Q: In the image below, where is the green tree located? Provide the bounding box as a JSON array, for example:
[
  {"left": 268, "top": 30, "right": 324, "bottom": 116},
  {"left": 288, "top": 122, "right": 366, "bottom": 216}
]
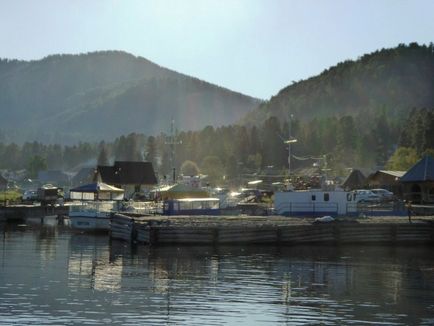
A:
[
  {"left": 97, "top": 142, "right": 109, "bottom": 165},
  {"left": 386, "top": 147, "right": 419, "bottom": 170},
  {"left": 224, "top": 155, "right": 238, "bottom": 182},
  {"left": 261, "top": 117, "right": 285, "bottom": 168},
  {"left": 145, "top": 136, "right": 157, "bottom": 166},
  {"left": 201, "top": 155, "right": 224, "bottom": 185},
  {"left": 247, "top": 153, "right": 262, "bottom": 171},
  {"left": 27, "top": 155, "right": 47, "bottom": 178},
  {"left": 180, "top": 160, "right": 200, "bottom": 176}
]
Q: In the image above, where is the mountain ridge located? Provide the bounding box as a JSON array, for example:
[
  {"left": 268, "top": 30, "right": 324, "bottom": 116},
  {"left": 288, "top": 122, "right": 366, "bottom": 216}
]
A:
[
  {"left": 244, "top": 42, "right": 434, "bottom": 125},
  {"left": 0, "top": 51, "right": 260, "bottom": 143}
]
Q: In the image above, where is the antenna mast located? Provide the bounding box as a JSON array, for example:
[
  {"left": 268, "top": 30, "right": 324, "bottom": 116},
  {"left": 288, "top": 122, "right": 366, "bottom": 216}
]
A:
[
  {"left": 284, "top": 114, "right": 297, "bottom": 178},
  {"left": 165, "top": 119, "right": 182, "bottom": 184}
]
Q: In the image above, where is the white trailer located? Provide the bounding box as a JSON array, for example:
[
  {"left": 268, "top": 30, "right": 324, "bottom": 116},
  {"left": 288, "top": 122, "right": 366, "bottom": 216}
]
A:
[{"left": 274, "top": 190, "right": 357, "bottom": 216}]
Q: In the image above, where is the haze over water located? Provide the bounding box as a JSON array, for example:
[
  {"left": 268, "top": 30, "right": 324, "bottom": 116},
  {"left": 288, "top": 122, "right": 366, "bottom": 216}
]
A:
[{"left": 1, "top": 219, "right": 434, "bottom": 325}]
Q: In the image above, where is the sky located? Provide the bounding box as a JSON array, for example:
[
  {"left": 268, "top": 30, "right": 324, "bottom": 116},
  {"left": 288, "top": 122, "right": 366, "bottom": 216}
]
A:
[{"left": 1, "top": 0, "right": 433, "bottom": 99}]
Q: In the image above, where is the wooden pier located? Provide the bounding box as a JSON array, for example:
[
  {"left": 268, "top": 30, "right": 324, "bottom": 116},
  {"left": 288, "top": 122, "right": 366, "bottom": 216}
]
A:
[
  {"left": 0, "top": 205, "right": 69, "bottom": 221},
  {"left": 110, "top": 214, "right": 434, "bottom": 246}
]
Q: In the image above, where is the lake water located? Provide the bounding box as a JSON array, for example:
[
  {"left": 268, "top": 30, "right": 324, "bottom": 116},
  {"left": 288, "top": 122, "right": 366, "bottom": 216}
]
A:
[{"left": 1, "top": 217, "right": 434, "bottom": 325}]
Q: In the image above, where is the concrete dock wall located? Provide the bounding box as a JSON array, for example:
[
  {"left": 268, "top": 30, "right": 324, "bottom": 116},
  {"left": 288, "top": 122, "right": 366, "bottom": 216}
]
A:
[{"left": 0, "top": 205, "right": 69, "bottom": 220}]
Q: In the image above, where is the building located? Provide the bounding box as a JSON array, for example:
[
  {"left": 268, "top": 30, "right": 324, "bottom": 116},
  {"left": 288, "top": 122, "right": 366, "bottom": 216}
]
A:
[
  {"left": 95, "top": 161, "right": 158, "bottom": 197},
  {"left": 342, "top": 169, "right": 366, "bottom": 190},
  {"left": 400, "top": 156, "right": 434, "bottom": 203},
  {"left": 71, "top": 167, "right": 96, "bottom": 187},
  {"left": 367, "top": 170, "right": 405, "bottom": 197}
]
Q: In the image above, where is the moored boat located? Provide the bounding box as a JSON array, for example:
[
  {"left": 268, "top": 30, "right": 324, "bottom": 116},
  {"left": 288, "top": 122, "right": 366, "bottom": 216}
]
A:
[
  {"left": 68, "top": 182, "right": 124, "bottom": 231},
  {"left": 163, "top": 197, "right": 220, "bottom": 216},
  {"left": 69, "top": 200, "right": 119, "bottom": 231}
]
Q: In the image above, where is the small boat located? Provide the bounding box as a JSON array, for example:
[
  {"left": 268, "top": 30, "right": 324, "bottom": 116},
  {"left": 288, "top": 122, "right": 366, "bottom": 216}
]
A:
[
  {"left": 68, "top": 182, "right": 125, "bottom": 231},
  {"left": 69, "top": 200, "right": 119, "bottom": 231}
]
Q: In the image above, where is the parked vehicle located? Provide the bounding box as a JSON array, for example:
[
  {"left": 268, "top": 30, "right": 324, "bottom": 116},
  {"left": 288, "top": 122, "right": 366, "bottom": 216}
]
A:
[
  {"left": 37, "top": 184, "right": 63, "bottom": 206},
  {"left": 371, "top": 188, "right": 395, "bottom": 201},
  {"left": 22, "top": 190, "right": 38, "bottom": 202},
  {"left": 353, "top": 189, "right": 381, "bottom": 203}
]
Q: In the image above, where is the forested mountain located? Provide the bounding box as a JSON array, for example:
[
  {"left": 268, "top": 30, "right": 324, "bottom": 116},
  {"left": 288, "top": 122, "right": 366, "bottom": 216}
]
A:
[
  {"left": 245, "top": 43, "right": 434, "bottom": 125},
  {"left": 1, "top": 44, "right": 433, "bottom": 181},
  {"left": 0, "top": 51, "right": 259, "bottom": 143}
]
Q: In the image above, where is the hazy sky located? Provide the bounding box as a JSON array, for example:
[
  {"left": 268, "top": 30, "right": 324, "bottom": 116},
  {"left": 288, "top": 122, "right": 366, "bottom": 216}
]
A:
[{"left": 1, "top": 0, "right": 433, "bottom": 99}]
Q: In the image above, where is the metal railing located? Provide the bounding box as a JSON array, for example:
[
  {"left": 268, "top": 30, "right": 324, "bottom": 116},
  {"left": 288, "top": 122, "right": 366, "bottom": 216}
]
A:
[{"left": 274, "top": 201, "right": 407, "bottom": 217}]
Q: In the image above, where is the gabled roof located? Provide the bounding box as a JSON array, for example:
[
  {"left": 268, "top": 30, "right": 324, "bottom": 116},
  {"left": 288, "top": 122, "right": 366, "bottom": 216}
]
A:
[
  {"left": 70, "top": 182, "right": 124, "bottom": 193},
  {"left": 97, "top": 161, "right": 157, "bottom": 185},
  {"left": 401, "top": 156, "right": 434, "bottom": 182},
  {"left": 293, "top": 167, "right": 321, "bottom": 177},
  {"left": 72, "top": 167, "right": 96, "bottom": 186},
  {"left": 96, "top": 166, "right": 116, "bottom": 183},
  {"left": 342, "top": 169, "right": 366, "bottom": 189},
  {"left": 377, "top": 170, "right": 406, "bottom": 178}
]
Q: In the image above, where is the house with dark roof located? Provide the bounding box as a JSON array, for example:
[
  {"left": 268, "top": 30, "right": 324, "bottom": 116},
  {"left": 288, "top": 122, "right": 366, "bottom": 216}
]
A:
[
  {"left": 71, "top": 167, "right": 97, "bottom": 187},
  {"left": 95, "top": 161, "right": 157, "bottom": 197},
  {"left": 400, "top": 156, "right": 434, "bottom": 203}
]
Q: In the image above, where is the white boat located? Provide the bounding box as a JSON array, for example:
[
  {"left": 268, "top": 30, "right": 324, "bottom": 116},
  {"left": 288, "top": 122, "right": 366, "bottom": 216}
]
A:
[
  {"left": 69, "top": 201, "right": 119, "bottom": 231},
  {"left": 274, "top": 189, "right": 357, "bottom": 217},
  {"left": 68, "top": 182, "right": 124, "bottom": 231}
]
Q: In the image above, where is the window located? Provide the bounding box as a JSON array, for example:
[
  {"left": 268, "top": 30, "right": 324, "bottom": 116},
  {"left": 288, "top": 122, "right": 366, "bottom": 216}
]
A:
[
  {"left": 311, "top": 195, "right": 316, "bottom": 201},
  {"left": 324, "top": 193, "right": 329, "bottom": 201}
]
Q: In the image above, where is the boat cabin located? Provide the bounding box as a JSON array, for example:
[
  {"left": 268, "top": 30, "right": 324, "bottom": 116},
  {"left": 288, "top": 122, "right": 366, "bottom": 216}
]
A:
[
  {"left": 69, "top": 182, "right": 125, "bottom": 201},
  {"left": 163, "top": 198, "right": 220, "bottom": 216}
]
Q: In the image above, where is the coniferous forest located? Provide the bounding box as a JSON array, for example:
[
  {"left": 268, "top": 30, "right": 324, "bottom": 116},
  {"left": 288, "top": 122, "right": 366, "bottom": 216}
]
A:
[{"left": 0, "top": 107, "right": 433, "bottom": 184}]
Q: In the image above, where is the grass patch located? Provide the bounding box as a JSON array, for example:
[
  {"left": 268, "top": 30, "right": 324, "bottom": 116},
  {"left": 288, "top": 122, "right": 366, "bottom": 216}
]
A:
[{"left": 0, "top": 190, "right": 22, "bottom": 201}]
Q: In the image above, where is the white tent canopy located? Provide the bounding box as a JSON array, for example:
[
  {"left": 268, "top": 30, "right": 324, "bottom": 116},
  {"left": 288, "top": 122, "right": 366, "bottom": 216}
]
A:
[{"left": 69, "top": 182, "right": 124, "bottom": 201}]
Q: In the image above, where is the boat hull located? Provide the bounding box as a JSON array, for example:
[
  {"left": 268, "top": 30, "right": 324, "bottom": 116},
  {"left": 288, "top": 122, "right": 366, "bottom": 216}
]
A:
[
  {"left": 69, "top": 215, "right": 111, "bottom": 231},
  {"left": 69, "top": 201, "right": 118, "bottom": 231}
]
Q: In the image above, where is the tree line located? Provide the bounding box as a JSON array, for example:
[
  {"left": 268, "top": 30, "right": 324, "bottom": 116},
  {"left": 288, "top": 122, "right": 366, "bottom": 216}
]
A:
[
  {"left": 386, "top": 107, "right": 434, "bottom": 170},
  {"left": 2, "top": 107, "right": 433, "bottom": 184}
]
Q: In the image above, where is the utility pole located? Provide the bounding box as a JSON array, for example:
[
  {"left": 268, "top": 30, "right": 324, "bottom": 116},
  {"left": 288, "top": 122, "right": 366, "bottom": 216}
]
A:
[
  {"left": 284, "top": 114, "right": 297, "bottom": 178},
  {"left": 165, "top": 119, "right": 182, "bottom": 184}
]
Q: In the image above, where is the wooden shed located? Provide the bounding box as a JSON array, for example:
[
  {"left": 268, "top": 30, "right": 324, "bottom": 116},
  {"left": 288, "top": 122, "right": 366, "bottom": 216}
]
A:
[{"left": 367, "top": 170, "right": 405, "bottom": 197}]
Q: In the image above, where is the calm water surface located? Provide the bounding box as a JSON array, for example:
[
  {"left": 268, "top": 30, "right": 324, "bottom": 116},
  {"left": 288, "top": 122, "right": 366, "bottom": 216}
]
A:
[{"left": 1, "top": 218, "right": 434, "bottom": 325}]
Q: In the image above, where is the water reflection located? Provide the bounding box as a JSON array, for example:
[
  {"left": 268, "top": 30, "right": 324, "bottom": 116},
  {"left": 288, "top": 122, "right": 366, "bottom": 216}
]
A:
[{"left": 0, "top": 220, "right": 433, "bottom": 325}]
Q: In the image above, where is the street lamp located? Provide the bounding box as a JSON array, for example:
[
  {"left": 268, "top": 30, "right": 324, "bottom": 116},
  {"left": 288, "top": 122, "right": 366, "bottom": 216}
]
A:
[{"left": 284, "top": 138, "right": 298, "bottom": 177}]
